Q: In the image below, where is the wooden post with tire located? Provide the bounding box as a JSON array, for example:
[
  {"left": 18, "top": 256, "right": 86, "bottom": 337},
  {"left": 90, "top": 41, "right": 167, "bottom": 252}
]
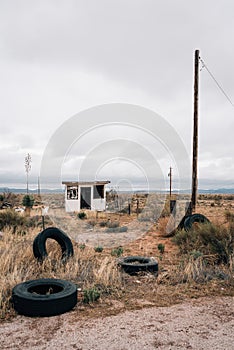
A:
[{"left": 191, "top": 49, "right": 199, "bottom": 213}]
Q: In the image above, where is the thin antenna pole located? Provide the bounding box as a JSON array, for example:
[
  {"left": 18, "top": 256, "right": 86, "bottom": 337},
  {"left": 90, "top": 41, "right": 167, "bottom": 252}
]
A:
[
  {"left": 168, "top": 167, "right": 172, "bottom": 198},
  {"left": 191, "top": 49, "right": 199, "bottom": 212},
  {"left": 38, "top": 176, "right": 40, "bottom": 196}
]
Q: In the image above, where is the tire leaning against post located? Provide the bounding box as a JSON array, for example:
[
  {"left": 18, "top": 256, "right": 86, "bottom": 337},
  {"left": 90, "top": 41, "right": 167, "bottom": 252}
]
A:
[
  {"left": 12, "top": 278, "right": 77, "bottom": 317},
  {"left": 177, "top": 215, "right": 192, "bottom": 231},
  {"left": 184, "top": 213, "right": 210, "bottom": 231},
  {"left": 33, "top": 227, "right": 74, "bottom": 262}
]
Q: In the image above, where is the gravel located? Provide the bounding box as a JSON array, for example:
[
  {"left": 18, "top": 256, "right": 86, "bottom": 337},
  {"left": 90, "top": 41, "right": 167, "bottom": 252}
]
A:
[{"left": 1, "top": 296, "right": 233, "bottom": 349}]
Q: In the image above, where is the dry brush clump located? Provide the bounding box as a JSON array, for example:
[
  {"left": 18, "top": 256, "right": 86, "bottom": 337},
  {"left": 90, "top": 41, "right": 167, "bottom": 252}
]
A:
[
  {"left": 0, "top": 210, "right": 25, "bottom": 232},
  {"left": 0, "top": 228, "right": 123, "bottom": 319},
  {"left": 173, "top": 223, "right": 234, "bottom": 264},
  {"left": 0, "top": 210, "right": 52, "bottom": 234},
  {"left": 172, "top": 222, "right": 234, "bottom": 284}
]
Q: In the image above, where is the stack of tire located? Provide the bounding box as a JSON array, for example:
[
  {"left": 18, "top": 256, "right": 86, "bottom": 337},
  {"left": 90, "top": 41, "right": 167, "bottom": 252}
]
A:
[{"left": 12, "top": 227, "right": 77, "bottom": 317}]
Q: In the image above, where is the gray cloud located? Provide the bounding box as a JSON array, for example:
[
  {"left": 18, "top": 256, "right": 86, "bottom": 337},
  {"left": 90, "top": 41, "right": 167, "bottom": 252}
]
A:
[{"left": 0, "top": 0, "right": 233, "bottom": 189}]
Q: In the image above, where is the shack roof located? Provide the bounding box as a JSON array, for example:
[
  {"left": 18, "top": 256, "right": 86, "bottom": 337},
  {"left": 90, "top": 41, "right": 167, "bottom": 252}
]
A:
[{"left": 62, "top": 181, "right": 110, "bottom": 186}]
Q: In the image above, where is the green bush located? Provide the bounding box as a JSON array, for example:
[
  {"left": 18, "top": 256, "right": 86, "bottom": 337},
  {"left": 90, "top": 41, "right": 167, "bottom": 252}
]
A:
[
  {"left": 78, "top": 212, "right": 87, "bottom": 220},
  {"left": 173, "top": 223, "right": 234, "bottom": 264},
  {"left": 94, "top": 246, "right": 103, "bottom": 253},
  {"left": 22, "top": 195, "right": 34, "bottom": 208},
  {"left": 157, "top": 243, "right": 165, "bottom": 254},
  {"left": 83, "top": 288, "right": 100, "bottom": 304},
  {"left": 111, "top": 246, "right": 124, "bottom": 257},
  {"left": 99, "top": 220, "right": 107, "bottom": 227}
]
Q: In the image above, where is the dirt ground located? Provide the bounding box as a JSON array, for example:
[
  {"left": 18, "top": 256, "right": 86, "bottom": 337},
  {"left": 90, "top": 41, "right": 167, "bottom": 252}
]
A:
[
  {"left": 0, "top": 296, "right": 233, "bottom": 349},
  {"left": 1, "top": 194, "right": 233, "bottom": 349}
]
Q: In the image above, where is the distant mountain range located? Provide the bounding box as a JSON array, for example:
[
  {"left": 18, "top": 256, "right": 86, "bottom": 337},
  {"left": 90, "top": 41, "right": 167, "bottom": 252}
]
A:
[
  {"left": 1, "top": 187, "right": 234, "bottom": 194},
  {"left": 196, "top": 188, "right": 234, "bottom": 194},
  {"left": 0, "top": 187, "right": 64, "bottom": 194}
]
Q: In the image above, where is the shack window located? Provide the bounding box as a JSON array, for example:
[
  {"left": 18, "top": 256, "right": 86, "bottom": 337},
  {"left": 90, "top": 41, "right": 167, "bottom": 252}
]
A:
[
  {"left": 93, "top": 185, "right": 104, "bottom": 199},
  {"left": 67, "top": 186, "right": 78, "bottom": 200}
]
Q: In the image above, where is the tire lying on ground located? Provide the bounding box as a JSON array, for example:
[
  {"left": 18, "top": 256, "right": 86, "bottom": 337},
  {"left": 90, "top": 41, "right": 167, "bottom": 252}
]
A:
[
  {"left": 33, "top": 227, "right": 74, "bottom": 262},
  {"left": 118, "top": 256, "right": 158, "bottom": 275},
  {"left": 184, "top": 213, "right": 210, "bottom": 231},
  {"left": 12, "top": 278, "right": 77, "bottom": 317}
]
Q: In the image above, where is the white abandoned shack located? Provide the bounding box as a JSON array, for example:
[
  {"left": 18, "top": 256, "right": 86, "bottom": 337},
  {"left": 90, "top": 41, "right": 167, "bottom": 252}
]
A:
[{"left": 62, "top": 181, "right": 110, "bottom": 212}]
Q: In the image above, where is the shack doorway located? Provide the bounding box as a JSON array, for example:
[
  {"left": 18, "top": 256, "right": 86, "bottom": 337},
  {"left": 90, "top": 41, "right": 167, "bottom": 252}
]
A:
[{"left": 80, "top": 187, "right": 91, "bottom": 209}]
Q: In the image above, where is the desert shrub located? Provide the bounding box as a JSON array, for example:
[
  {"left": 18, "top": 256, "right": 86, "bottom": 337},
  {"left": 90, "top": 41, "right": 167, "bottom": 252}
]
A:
[
  {"left": 177, "top": 252, "right": 232, "bottom": 283},
  {"left": 0, "top": 192, "right": 19, "bottom": 207},
  {"left": 0, "top": 210, "right": 53, "bottom": 234},
  {"left": 78, "top": 212, "right": 86, "bottom": 220},
  {"left": 99, "top": 220, "right": 107, "bottom": 227},
  {"left": 107, "top": 220, "right": 119, "bottom": 228},
  {"left": 225, "top": 210, "right": 234, "bottom": 222},
  {"left": 158, "top": 243, "right": 165, "bottom": 254},
  {"left": 83, "top": 287, "right": 100, "bottom": 304},
  {"left": 106, "top": 226, "right": 128, "bottom": 233},
  {"left": 190, "top": 250, "right": 203, "bottom": 259},
  {"left": 216, "top": 195, "right": 222, "bottom": 200},
  {"left": 119, "top": 207, "right": 129, "bottom": 214},
  {"left": 94, "top": 246, "right": 103, "bottom": 253},
  {"left": 22, "top": 195, "right": 34, "bottom": 208},
  {"left": 0, "top": 210, "right": 25, "bottom": 231},
  {"left": 225, "top": 195, "right": 234, "bottom": 200},
  {"left": 88, "top": 219, "right": 96, "bottom": 227},
  {"left": 79, "top": 243, "right": 86, "bottom": 250},
  {"left": 138, "top": 214, "right": 151, "bottom": 222},
  {"left": 111, "top": 246, "right": 124, "bottom": 257},
  {"left": 182, "top": 255, "right": 207, "bottom": 282},
  {"left": 25, "top": 215, "right": 52, "bottom": 228},
  {"left": 173, "top": 223, "right": 234, "bottom": 264}
]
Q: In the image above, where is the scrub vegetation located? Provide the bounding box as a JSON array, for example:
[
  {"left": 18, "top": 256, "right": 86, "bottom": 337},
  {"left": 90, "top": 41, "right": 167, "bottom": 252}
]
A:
[{"left": 0, "top": 193, "right": 233, "bottom": 320}]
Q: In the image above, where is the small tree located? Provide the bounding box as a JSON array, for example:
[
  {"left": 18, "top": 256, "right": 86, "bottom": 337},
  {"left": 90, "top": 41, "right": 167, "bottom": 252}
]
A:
[{"left": 22, "top": 195, "right": 34, "bottom": 216}]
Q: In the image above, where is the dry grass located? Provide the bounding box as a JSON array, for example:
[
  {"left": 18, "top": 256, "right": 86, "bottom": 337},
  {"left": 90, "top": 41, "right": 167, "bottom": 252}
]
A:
[
  {"left": 0, "top": 193, "right": 234, "bottom": 320},
  {"left": 0, "top": 228, "right": 122, "bottom": 319}
]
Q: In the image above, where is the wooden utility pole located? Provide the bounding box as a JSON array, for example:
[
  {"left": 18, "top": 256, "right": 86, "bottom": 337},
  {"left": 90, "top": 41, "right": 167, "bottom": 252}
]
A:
[{"left": 191, "top": 49, "right": 199, "bottom": 212}]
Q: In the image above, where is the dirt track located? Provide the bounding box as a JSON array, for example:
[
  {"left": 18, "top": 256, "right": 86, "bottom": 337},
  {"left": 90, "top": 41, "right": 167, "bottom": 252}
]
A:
[{"left": 1, "top": 296, "right": 233, "bottom": 349}]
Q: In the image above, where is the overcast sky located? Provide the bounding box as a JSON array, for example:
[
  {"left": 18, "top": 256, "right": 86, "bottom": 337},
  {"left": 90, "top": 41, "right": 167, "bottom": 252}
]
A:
[{"left": 0, "top": 0, "right": 233, "bottom": 190}]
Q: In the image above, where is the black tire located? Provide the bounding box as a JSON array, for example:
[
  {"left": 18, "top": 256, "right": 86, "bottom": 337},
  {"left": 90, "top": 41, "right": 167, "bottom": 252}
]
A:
[
  {"left": 33, "top": 227, "right": 74, "bottom": 262},
  {"left": 184, "top": 213, "right": 210, "bottom": 231},
  {"left": 12, "top": 278, "right": 77, "bottom": 317},
  {"left": 118, "top": 256, "right": 158, "bottom": 275},
  {"left": 32, "top": 233, "right": 41, "bottom": 259},
  {"left": 177, "top": 215, "right": 192, "bottom": 230}
]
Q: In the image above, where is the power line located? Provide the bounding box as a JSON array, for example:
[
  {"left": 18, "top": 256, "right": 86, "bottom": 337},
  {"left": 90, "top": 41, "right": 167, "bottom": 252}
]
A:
[{"left": 199, "top": 57, "right": 234, "bottom": 107}]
